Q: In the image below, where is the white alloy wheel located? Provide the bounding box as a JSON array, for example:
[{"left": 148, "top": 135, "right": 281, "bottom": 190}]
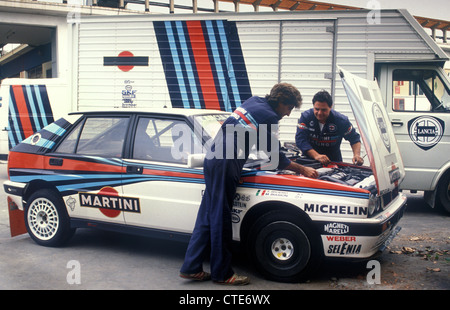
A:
[
  {"left": 27, "top": 197, "right": 60, "bottom": 241},
  {"left": 25, "top": 189, "right": 75, "bottom": 247}
]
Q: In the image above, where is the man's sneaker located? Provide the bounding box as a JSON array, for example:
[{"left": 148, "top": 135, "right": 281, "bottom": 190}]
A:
[
  {"left": 215, "top": 274, "right": 250, "bottom": 285},
  {"left": 180, "top": 271, "right": 211, "bottom": 281}
]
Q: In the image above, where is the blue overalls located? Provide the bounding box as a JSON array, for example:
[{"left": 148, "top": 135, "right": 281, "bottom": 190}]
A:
[
  {"left": 295, "top": 108, "right": 360, "bottom": 162},
  {"left": 180, "top": 96, "right": 290, "bottom": 281}
]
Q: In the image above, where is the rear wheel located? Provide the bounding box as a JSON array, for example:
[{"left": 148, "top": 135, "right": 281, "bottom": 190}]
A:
[
  {"left": 247, "top": 211, "right": 322, "bottom": 282},
  {"left": 25, "top": 189, "right": 75, "bottom": 247}
]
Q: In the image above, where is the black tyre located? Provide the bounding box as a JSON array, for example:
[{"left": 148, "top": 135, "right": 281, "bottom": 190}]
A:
[
  {"left": 24, "top": 189, "right": 75, "bottom": 247},
  {"left": 436, "top": 172, "right": 450, "bottom": 214},
  {"left": 247, "top": 211, "right": 322, "bottom": 282}
]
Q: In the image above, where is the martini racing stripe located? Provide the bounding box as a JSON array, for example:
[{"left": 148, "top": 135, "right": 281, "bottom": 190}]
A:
[
  {"left": 8, "top": 85, "right": 54, "bottom": 149},
  {"left": 9, "top": 152, "right": 368, "bottom": 199},
  {"left": 154, "top": 19, "right": 251, "bottom": 111},
  {"left": 12, "top": 117, "right": 76, "bottom": 154}
]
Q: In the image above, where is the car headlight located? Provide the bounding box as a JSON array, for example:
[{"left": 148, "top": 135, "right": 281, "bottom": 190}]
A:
[{"left": 368, "top": 194, "right": 381, "bottom": 216}]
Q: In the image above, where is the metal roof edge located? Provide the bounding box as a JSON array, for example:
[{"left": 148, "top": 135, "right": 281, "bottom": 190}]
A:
[{"left": 397, "top": 9, "right": 449, "bottom": 61}]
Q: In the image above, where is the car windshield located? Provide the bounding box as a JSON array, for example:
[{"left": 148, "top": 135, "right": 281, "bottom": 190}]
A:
[{"left": 193, "top": 114, "right": 229, "bottom": 141}]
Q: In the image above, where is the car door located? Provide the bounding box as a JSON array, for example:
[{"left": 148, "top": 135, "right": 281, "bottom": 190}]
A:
[
  {"left": 385, "top": 66, "right": 450, "bottom": 191},
  {"left": 51, "top": 115, "right": 130, "bottom": 224},
  {"left": 121, "top": 115, "right": 205, "bottom": 234}
]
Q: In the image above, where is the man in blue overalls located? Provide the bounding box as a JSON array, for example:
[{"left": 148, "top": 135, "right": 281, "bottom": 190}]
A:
[
  {"left": 180, "top": 83, "right": 318, "bottom": 285},
  {"left": 295, "top": 90, "right": 363, "bottom": 166}
]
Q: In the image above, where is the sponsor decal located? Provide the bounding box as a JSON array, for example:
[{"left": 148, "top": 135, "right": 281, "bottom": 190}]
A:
[
  {"left": 344, "top": 125, "right": 353, "bottom": 136},
  {"left": 231, "top": 209, "right": 243, "bottom": 223},
  {"left": 327, "top": 243, "right": 362, "bottom": 255},
  {"left": 408, "top": 116, "right": 445, "bottom": 151},
  {"left": 233, "top": 193, "right": 250, "bottom": 208},
  {"left": 389, "top": 164, "right": 401, "bottom": 185},
  {"left": 30, "top": 133, "right": 41, "bottom": 145},
  {"left": 79, "top": 187, "right": 140, "bottom": 218},
  {"left": 256, "top": 190, "right": 288, "bottom": 197},
  {"left": 328, "top": 123, "right": 337, "bottom": 133},
  {"left": 304, "top": 203, "right": 368, "bottom": 216},
  {"left": 66, "top": 197, "right": 76, "bottom": 212},
  {"left": 122, "top": 80, "right": 137, "bottom": 108},
  {"left": 326, "top": 235, "right": 356, "bottom": 242},
  {"left": 372, "top": 103, "right": 390, "bottom": 152},
  {"left": 324, "top": 222, "right": 350, "bottom": 235},
  {"left": 297, "top": 122, "right": 307, "bottom": 130}
]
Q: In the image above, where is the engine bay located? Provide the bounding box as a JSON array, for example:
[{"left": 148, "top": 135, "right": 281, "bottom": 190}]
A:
[{"left": 280, "top": 143, "right": 377, "bottom": 194}]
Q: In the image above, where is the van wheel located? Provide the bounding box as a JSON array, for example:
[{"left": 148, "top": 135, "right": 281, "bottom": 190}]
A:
[
  {"left": 437, "top": 173, "right": 450, "bottom": 214},
  {"left": 247, "top": 211, "right": 322, "bottom": 283},
  {"left": 24, "top": 189, "right": 75, "bottom": 247}
]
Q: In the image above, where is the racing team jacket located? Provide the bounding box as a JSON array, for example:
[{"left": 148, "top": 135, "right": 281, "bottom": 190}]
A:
[
  {"left": 295, "top": 108, "right": 360, "bottom": 162},
  {"left": 209, "top": 96, "right": 291, "bottom": 171}
]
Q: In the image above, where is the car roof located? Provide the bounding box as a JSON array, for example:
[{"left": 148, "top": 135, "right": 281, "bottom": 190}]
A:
[{"left": 70, "top": 107, "right": 230, "bottom": 117}]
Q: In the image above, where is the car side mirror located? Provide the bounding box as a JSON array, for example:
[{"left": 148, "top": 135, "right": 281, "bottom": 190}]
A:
[{"left": 187, "top": 153, "right": 206, "bottom": 168}]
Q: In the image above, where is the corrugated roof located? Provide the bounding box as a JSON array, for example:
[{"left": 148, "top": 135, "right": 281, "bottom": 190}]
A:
[
  {"left": 414, "top": 16, "right": 450, "bottom": 31},
  {"left": 221, "top": 0, "right": 360, "bottom": 11},
  {"left": 218, "top": 0, "right": 450, "bottom": 32}
]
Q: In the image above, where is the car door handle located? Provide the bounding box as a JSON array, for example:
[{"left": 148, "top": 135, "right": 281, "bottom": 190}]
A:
[
  {"left": 49, "top": 158, "right": 63, "bottom": 166},
  {"left": 391, "top": 120, "right": 403, "bottom": 127},
  {"left": 126, "top": 165, "right": 143, "bottom": 174}
]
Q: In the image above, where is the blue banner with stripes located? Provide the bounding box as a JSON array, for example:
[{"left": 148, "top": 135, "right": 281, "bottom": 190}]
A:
[{"left": 154, "top": 19, "right": 251, "bottom": 112}]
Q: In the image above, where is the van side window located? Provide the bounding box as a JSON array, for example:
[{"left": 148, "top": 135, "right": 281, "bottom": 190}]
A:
[{"left": 392, "top": 69, "right": 450, "bottom": 112}]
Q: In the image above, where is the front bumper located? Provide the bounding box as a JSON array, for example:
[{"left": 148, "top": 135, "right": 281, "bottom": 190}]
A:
[
  {"left": 315, "top": 193, "right": 407, "bottom": 258},
  {"left": 4, "top": 180, "right": 26, "bottom": 210}
]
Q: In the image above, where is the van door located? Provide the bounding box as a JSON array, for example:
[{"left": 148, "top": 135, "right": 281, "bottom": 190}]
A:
[{"left": 384, "top": 65, "right": 450, "bottom": 193}]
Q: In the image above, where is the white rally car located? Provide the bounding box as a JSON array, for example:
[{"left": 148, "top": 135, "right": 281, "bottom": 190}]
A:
[{"left": 4, "top": 69, "right": 406, "bottom": 282}]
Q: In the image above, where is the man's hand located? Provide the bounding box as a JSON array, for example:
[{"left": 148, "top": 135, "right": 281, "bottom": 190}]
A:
[
  {"left": 300, "top": 165, "right": 319, "bottom": 178},
  {"left": 314, "top": 154, "right": 331, "bottom": 166},
  {"left": 306, "top": 149, "right": 330, "bottom": 166},
  {"left": 285, "top": 162, "right": 318, "bottom": 178},
  {"left": 351, "top": 142, "right": 363, "bottom": 166},
  {"left": 352, "top": 155, "right": 364, "bottom": 166}
]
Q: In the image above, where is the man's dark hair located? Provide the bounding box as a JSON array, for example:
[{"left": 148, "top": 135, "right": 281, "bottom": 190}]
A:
[
  {"left": 265, "top": 83, "right": 302, "bottom": 110},
  {"left": 312, "top": 90, "right": 333, "bottom": 108}
]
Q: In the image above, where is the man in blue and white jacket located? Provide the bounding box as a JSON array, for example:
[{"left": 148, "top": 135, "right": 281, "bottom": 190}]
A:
[{"left": 295, "top": 90, "right": 364, "bottom": 166}]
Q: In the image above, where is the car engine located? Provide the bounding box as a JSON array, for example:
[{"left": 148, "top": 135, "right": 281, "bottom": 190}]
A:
[{"left": 282, "top": 143, "right": 377, "bottom": 194}]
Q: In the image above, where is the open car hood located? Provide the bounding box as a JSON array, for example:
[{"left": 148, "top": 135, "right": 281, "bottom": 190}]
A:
[{"left": 339, "top": 67, "right": 405, "bottom": 196}]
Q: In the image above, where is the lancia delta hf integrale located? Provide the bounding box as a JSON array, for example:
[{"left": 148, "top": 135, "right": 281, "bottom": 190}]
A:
[{"left": 4, "top": 69, "right": 406, "bottom": 282}]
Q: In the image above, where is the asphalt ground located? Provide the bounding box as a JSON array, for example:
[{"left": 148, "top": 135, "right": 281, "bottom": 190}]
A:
[{"left": 0, "top": 162, "right": 448, "bottom": 293}]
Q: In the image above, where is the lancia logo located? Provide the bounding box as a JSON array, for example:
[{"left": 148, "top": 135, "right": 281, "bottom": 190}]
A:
[{"left": 408, "top": 116, "right": 445, "bottom": 151}]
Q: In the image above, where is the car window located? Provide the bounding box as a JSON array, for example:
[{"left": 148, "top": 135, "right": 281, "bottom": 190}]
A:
[
  {"left": 56, "top": 116, "right": 130, "bottom": 157},
  {"left": 393, "top": 69, "right": 450, "bottom": 112},
  {"left": 55, "top": 120, "right": 83, "bottom": 154},
  {"left": 133, "top": 117, "right": 199, "bottom": 163}
]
